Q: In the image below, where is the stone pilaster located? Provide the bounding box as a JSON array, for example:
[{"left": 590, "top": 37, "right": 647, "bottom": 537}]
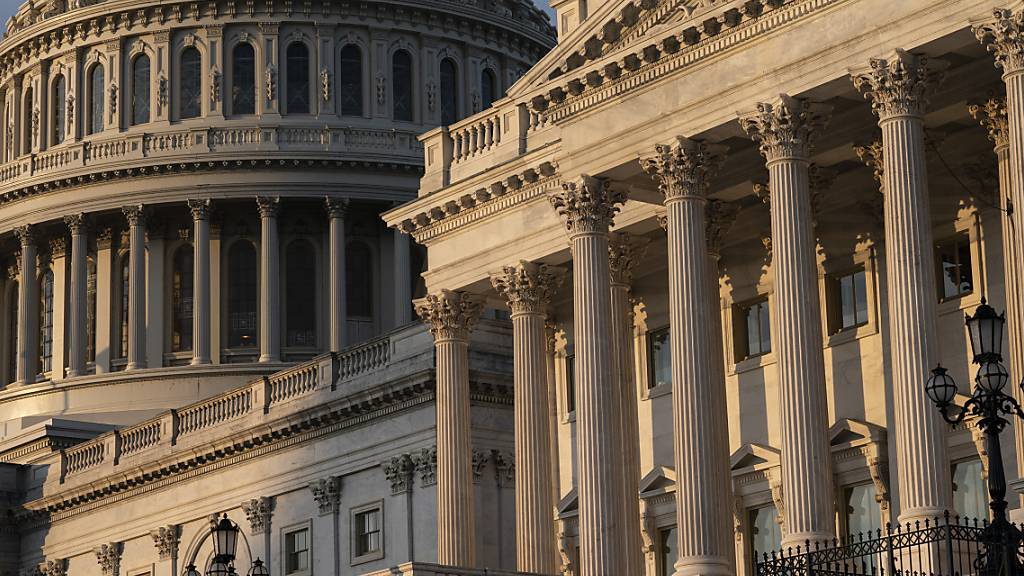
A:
[
  {"left": 607, "top": 231, "right": 648, "bottom": 576},
  {"left": 853, "top": 50, "right": 952, "bottom": 524},
  {"left": 325, "top": 197, "right": 349, "bottom": 351},
  {"left": 122, "top": 205, "right": 147, "bottom": 370},
  {"left": 415, "top": 290, "right": 484, "bottom": 568},
  {"left": 548, "top": 175, "right": 628, "bottom": 575},
  {"left": 189, "top": 199, "right": 212, "bottom": 365},
  {"left": 309, "top": 475, "right": 343, "bottom": 516},
  {"left": 642, "top": 137, "right": 734, "bottom": 575},
  {"left": 93, "top": 544, "right": 120, "bottom": 576},
  {"left": 256, "top": 197, "right": 280, "bottom": 363},
  {"left": 65, "top": 214, "right": 88, "bottom": 378},
  {"left": 15, "top": 225, "right": 38, "bottom": 385},
  {"left": 740, "top": 95, "right": 835, "bottom": 546},
  {"left": 490, "top": 261, "right": 564, "bottom": 575}
]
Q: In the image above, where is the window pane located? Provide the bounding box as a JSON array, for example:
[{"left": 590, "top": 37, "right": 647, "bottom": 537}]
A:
[
  {"left": 180, "top": 48, "right": 202, "bottom": 119},
  {"left": 750, "top": 506, "right": 782, "bottom": 562},
  {"left": 52, "top": 75, "right": 65, "bottom": 145},
  {"left": 649, "top": 328, "right": 671, "bottom": 388},
  {"left": 958, "top": 239, "right": 974, "bottom": 295},
  {"left": 565, "top": 354, "right": 575, "bottom": 413},
  {"left": 172, "top": 246, "right": 194, "bottom": 352},
  {"left": 841, "top": 274, "right": 855, "bottom": 329},
  {"left": 340, "top": 45, "right": 363, "bottom": 116},
  {"left": 392, "top": 50, "right": 413, "bottom": 121},
  {"left": 846, "top": 484, "right": 881, "bottom": 538},
  {"left": 286, "top": 43, "right": 310, "bottom": 114},
  {"left": 232, "top": 44, "right": 256, "bottom": 115},
  {"left": 746, "top": 305, "right": 759, "bottom": 357},
  {"left": 228, "top": 241, "right": 258, "bottom": 348},
  {"left": 356, "top": 509, "right": 382, "bottom": 555},
  {"left": 658, "top": 526, "right": 678, "bottom": 576},
  {"left": 440, "top": 58, "right": 458, "bottom": 125},
  {"left": 132, "top": 54, "right": 151, "bottom": 125},
  {"left": 90, "top": 65, "right": 104, "bottom": 135},
  {"left": 854, "top": 270, "right": 868, "bottom": 325},
  {"left": 953, "top": 460, "right": 987, "bottom": 521},
  {"left": 481, "top": 69, "right": 496, "bottom": 110},
  {"left": 286, "top": 240, "right": 316, "bottom": 347}
]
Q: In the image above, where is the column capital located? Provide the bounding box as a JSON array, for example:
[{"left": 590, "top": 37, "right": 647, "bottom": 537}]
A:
[
  {"left": 95, "top": 227, "right": 114, "bottom": 250},
  {"left": 975, "top": 9, "right": 1024, "bottom": 75},
  {"left": 608, "top": 233, "right": 650, "bottom": 287},
  {"left": 256, "top": 196, "right": 280, "bottom": 218},
  {"left": 851, "top": 50, "right": 944, "bottom": 120},
  {"left": 739, "top": 94, "right": 831, "bottom": 162},
  {"left": 853, "top": 139, "right": 885, "bottom": 186},
  {"left": 122, "top": 205, "right": 146, "bottom": 227},
  {"left": 324, "top": 196, "right": 350, "bottom": 219},
  {"left": 14, "top": 224, "right": 35, "bottom": 247},
  {"left": 49, "top": 237, "right": 67, "bottom": 259},
  {"left": 490, "top": 261, "right": 565, "bottom": 315},
  {"left": 187, "top": 198, "right": 212, "bottom": 221},
  {"left": 706, "top": 200, "right": 740, "bottom": 258},
  {"left": 415, "top": 289, "right": 484, "bottom": 342},
  {"left": 148, "top": 526, "right": 179, "bottom": 561},
  {"left": 64, "top": 213, "right": 88, "bottom": 234},
  {"left": 548, "top": 175, "right": 626, "bottom": 236},
  {"left": 241, "top": 496, "right": 273, "bottom": 535},
  {"left": 93, "top": 543, "right": 121, "bottom": 576},
  {"left": 308, "top": 475, "right": 343, "bottom": 516},
  {"left": 639, "top": 136, "right": 726, "bottom": 201},
  {"left": 968, "top": 94, "right": 1009, "bottom": 150}
]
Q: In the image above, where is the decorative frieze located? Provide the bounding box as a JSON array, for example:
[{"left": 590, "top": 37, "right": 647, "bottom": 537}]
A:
[
  {"left": 309, "top": 476, "right": 342, "bottom": 516},
  {"left": 548, "top": 175, "right": 626, "bottom": 236},
  {"left": 94, "top": 543, "right": 120, "bottom": 576},
  {"left": 384, "top": 453, "right": 414, "bottom": 495},
  {"left": 414, "top": 290, "right": 484, "bottom": 342},
  {"left": 739, "top": 95, "right": 831, "bottom": 162},
  {"left": 241, "top": 496, "right": 273, "bottom": 535},
  {"left": 149, "top": 525, "right": 178, "bottom": 560},
  {"left": 852, "top": 50, "right": 943, "bottom": 120},
  {"left": 490, "top": 261, "right": 565, "bottom": 315}
]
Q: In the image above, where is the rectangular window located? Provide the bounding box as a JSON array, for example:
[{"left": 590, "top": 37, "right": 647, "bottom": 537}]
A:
[
  {"left": 648, "top": 327, "right": 671, "bottom": 389},
  {"left": 749, "top": 505, "right": 782, "bottom": 571},
  {"left": 829, "top": 268, "right": 869, "bottom": 333},
  {"left": 658, "top": 525, "right": 678, "bottom": 576},
  {"left": 952, "top": 459, "right": 987, "bottom": 521},
  {"left": 844, "top": 483, "right": 881, "bottom": 539},
  {"left": 284, "top": 528, "right": 310, "bottom": 575},
  {"left": 735, "top": 298, "right": 771, "bottom": 362},
  {"left": 935, "top": 234, "right": 974, "bottom": 301},
  {"left": 352, "top": 502, "right": 384, "bottom": 563},
  {"left": 565, "top": 353, "right": 576, "bottom": 414}
]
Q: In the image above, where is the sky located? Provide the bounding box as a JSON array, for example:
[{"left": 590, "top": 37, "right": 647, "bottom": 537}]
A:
[{"left": 0, "top": 0, "right": 555, "bottom": 26}]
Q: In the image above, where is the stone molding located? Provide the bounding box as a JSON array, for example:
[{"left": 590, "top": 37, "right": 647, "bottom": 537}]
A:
[
  {"left": 241, "top": 496, "right": 273, "bottom": 535},
  {"left": 739, "top": 94, "right": 832, "bottom": 162},
  {"left": 548, "top": 175, "right": 626, "bottom": 237},
  {"left": 490, "top": 261, "right": 565, "bottom": 316},
  {"left": 149, "top": 525, "right": 179, "bottom": 561},
  {"left": 93, "top": 543, "right": 120, "bottom": 576},
  {"left": 309, "top": 476, "right": 342, "bottom": 516},
  {"left": 968, "top": 95, "right": 1010, "bottom": 150},
  {"left": 851, "top": 50, "right": 944, "bottom": 120},
  {"left": 414, "top": 290, "right": 484, "bottom": 342},
  {"left": 640, "top": 136, "right": 726, "bottom": 201}
]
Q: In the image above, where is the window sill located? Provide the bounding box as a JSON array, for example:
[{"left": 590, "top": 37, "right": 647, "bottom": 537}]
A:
[
  {"left": 351, "top": 550, "right": 384, "bottom": 566},
  {"left": 938, "top": 291, "right": 981, "bottom": 317},
  {"left": 826, "top": 322, "right": 875, "bottom": 348},
  {"left": 731, "top": 352, "right": 776, "bottom": 376},
  {"left": 645, "top": 383, "right": 672, "bottom": 400}
]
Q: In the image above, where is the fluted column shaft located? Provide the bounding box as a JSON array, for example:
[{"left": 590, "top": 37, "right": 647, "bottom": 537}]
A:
[
  {"left": 123, "top": 206, "right": 147, "bottom": 371},
  {"left": 326, "top": 198, "right": 348, "bottom": 351},
  {"left": 741, "top": 97, "right": 835, "bottom": 545},
  {"left": 66, "top": 215, "right": 87, "bottom": 377},
  {"left": 415, "top": 291, "right": 483, "bottom": 568},
  {"left": 854, "top": 51, "right": 951, "bottom": 523},
  {"left": 190, "top": 200, "right": 212, "bottom": 365},
  {"left": 549, "top": 176, "right": 628, "bottom": 576},
  {"left": 15, "top": 226, "right": 38, "bottom": 384},
  {"left": 257, "top": 197, "right": 280, "bottom": 363}
]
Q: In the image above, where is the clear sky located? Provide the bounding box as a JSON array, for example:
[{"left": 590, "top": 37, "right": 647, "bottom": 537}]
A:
[{"left": 0, "top": 0, "right": 555, "bottom": 26}]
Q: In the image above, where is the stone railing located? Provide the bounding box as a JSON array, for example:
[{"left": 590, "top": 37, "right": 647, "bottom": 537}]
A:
[
  {"left": 63, "top": 441, "right": 105, "bottom": 478},
  {"left": 267, "top": 360, "right": 322, "bottom": 404},
  {"left": 118, "top": 419, "right": 162, "bottom": 458},
  {"left": 337, "top": 334, "right": 391, "bottom": 381},
  {"left": 177, "top": 386, "right": 254, "bottom": 438}
]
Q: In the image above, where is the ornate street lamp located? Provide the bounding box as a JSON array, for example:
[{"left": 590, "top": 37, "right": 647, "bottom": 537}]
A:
[
  {"left": 925, "top": 298, "right": 1022, "bottom": 575},
  {"left": 212, "top": 513, "right": 240, "bottom": 564},
  {"left": 184, "top": 565, "right": 201, "bottom": 576},
  {"left": 247, "top": 559, "right": 269, "bottom": 576}
]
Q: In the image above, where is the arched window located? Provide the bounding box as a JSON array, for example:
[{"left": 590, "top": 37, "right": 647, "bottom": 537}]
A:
[
  {"left": 232, "top": 43, "right": 256, "bottom": 115},
  {"left": 119, "top": 255, "right": 130, "bottom": 359},
  {"left": 440, "top": 58, "right": 458, "bottom": 125},
  {"left": 286, "top": 42, "right": 310, "bottom": 114},
  {"left": 8, "top": 281, "right": 18, "bottom": 383},
  {"left": 227, "top": 241, "right": 258, "bottom": 348},
  {"left": 51, "top": 75, "right": 66, "bottom": 145},
  {"left": 89, "top": 64, "right": 104, "bottom": 135},
  {"left": 132, "top": 54, "right": 151, "bottom": 125},
  {"left": 172, "top": 245, "right": 194, "bottom": 353},
  {"left": 87, "top": 258, "right": 96, "bottom": 363},
  {"left": 392, "top": 50, "right": 413, "bottom": 122},
  {"left": 38, "top": 269, "right": 53, "bottom": 375},
  {"left": 285, "top": 240, "right": 316, "bottom": 347},
  {"left": 22, "top": 86, "right": 33, "bottom": 153},
  {"left": 340, "top": 45, "right": 363, "bottom": 116},
  {"left": 180, "top": 47, "right": 202, "bottom": 119},
  {"left": 346, "top": 242, "right": 373, "bottom": 317},
  {"left": 481, "top": 68, "right": 497, "bottom": 110}
]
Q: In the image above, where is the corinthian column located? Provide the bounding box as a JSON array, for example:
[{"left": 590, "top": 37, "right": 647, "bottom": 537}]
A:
[
  {"left": 257, "top": 197, "right": 280, "bottom": 363},
  {"left": 325, "top": 198, "right": 349, "bottom": 351},
  {"left": 642, "top": 138, "right": 733, "bottom": 575},
  {"left": 548, "top": 175, "right": 628, "bottom": 576},
  {"left": 491, "top": 262, "right": 564, "bottom": 575},
  {"left": 608, "top": 232, "right": 648, "bottom": 576},
  {"left": 189, "top": 200, "right": 212, "bottom": 365},
  {"left": 415, "top": 290, "right": 484, "bottom": 568},
  {"left": 65, "top": 214, "right": 88, "bottom": 378},
  {"left": 122, "top": 206, "right": 147, "bottom": 371},
  {"left": 852, "top": 50, "right": 951, "bottom": 524},
  {"left": 969, "top": 95, "right": 1024, "bottom": 505},
  {"left": 15, "top": 225, "right": 38, "bottom": 384},
  {"left": 740, "top": 96, "right": 835, "bottom": 546}
]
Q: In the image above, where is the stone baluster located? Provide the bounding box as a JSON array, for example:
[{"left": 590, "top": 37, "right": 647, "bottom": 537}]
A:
[
  {"left": 415, "top": 290, "right": 483, "bottom": 568},
  {"left": 491, "top": 261, "right": 564, "bottom": 575},
  {"left": 548, "top": 175, "right": 628, "bottom": 575},
  {"left": 122, "top": 206, "right": 147, "bottom": 371},
  {"left": 608, "top": 232, "right": 648, "bottom": 576},
  {"left": 65, "top": 214, "right": 88, "bottom": 377},
  {"left": 15, "top": 225, "right": 38, "bottom": 384},
  {"left": 853, "top": 50, "right": 952, "bottom": 524},
  {"left": 189, "top": 199, "right": 212, "bottom": 365},
  {"left": 257, "top": 197, "right": 280, "bottom": 363},
  {"left": 642, "top": 137, "right": 733, "bottom": 575},
  {"left": 325, "top": 197, "right": 349, "bottom": 350},
  {"left": 740, "top": 95, "right": 835, "bottom": 545}
]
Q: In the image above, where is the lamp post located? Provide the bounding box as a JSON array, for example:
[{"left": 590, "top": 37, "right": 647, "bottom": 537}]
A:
[
  {"left": 925, "top": 298, "right": 1022, "bottom": 575},
  {"left": 201, "top": 514, "right": 269, "bottom": 576}
]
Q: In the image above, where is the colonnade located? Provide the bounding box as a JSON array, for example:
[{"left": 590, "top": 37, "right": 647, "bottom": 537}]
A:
[
  {"left": 413, "top": 19, "right": 1024, "bottom": 576},
  {"left": 6, "top": 196, "right": 413, "bottom": 386}
]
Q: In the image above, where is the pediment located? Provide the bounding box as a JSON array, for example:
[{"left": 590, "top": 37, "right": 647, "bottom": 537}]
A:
[
  {"left": 639, "top": 465, "right": 676, "bottom": 496},
  {"left": 829, "top": 418, "right": 886, "bottom": 448},
  {"left": 730, "top": 443, "right": 780, "bottom": 472}
]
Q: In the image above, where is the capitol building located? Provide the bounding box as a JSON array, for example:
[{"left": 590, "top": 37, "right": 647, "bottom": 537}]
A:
[{"left": 6, "top": 0, "right": 1024, "bottom": 574}]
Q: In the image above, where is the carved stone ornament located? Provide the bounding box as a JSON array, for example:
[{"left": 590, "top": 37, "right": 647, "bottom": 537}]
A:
[
  {"left": 414, "top": 289, "right": 484, "bottom": 342},
  {"left": 158, "top": 73, "right": 168, "bottom": 113},
  {"left": 324, "top": 197, "right": 350, "bottom": 219},
  {"left": 739, "top": 94, "right": 832, "bottom": 162},
  {"left": 188, "top": 198, "right": 212, "bottom": 220},
  {"left": 490, "top": 260, "right": 565, "bottom": 315},
  {"left": 705, "top": 200, "right": 740, "bottom": 257},
  {"left": 122, "top": 204, "right": 146, "bottom": 226},
  {"left": 94, "top": 543, "right": 120, "bottom": 576},
  {"left": 426, "top": 80, "right": 437, "bottom": 111},
  {"left": 15, "top": 224, "right": 36, "bottom": 247},
  {"left": 384, "top": 453, "right": 414, "bottom": 494},
  {"left": 66, "top": 94, "right": 75, "bottom": 133},
  {"left": 256, "top": 196, "right": 280, "bottom": 218},
  {"left": 39, "top": 560, "right": 64, "bottom": 576},
  {"left": 851, "top": 49, "right": 943, "bottom": 120},
  {"left": 210, "top": 67, "right": 222, "bottom": 105},
  {"left": 241, "top": 496, "right": 273, "bottom": 535},
  {"left": 320, "top": 68, "right": 331, "bottom": 102},
  {"left": 974, "top": 8, "right": 1024, "bottom": 75},
  {"left": 968, "top": 94, "right": 1009, "bottom": 150},
  {"left": 548, "top": 175, "right": 627, "bottom": 236},
  {"left": 309, "top": 475, "right": 342, "bottom": 516},
  {"left": 64, "top": 213, "right": 87, "bottom": 234},
  {"left": 265, "top": 65, "right": 276, "bottom": 104},
  {"left": 471, "top": 448, "right": 489, "bottom": 484},
  {"left": 608, "top": 232, "right": 650, "bottom": 287},
  {"left": 766, "top": 467, "right": 785, "bottom": 528},
  {"left": 49, "top": 237, "right": 67, "bottom": 259},
  {"left": 109, "top": 82, "right": 118, "bottom": 120},
  {"left": 492, "top": 449, "right": 514, "bottom": 487},
  {"left": 375, "top": 73, "right": 386, "bottom": 106},
  {"left": 412, "top": 446, "right": 437, "bottom": 487},
  {"left": 150, "top": 525, "right": 179, "bottom": 560},
  {"left": 640, "top": 136, "right": 726, "bottom": 201},
  {"left": 853, "top": 139, "right": 885, "bottom": 187}
]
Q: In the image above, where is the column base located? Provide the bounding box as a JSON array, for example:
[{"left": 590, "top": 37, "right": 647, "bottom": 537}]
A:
[
  {"left": 781, "top": 530, "right": 835, "bottom": 551},
  {"left": 190, "top": 357, "right": 211, "bottom": 366},
  {"left": 897, "top": 506, "right": 948, "bottom": 527},
  {"left": 126, "top": 362, "right": 146, "bottom": 371},
  {"left": 358, "top": 562, "right": 556, "bottom": 576},
  {"left": 673, "top": 557, "right": 733, "bottom": 576},
  {"left": 258, "top": 355, "right": 279, "bottom": 364}
]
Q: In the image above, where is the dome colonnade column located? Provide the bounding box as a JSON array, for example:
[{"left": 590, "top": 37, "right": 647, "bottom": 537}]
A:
[
  {"left": 257, "top": 197, "right": 281, "bottom": 364},
  {"left": 122, "top": 205, "right": 147, "bottom": 372},
  {"left": 15, "top": 225, "right": 38, "bottom": 384},
  {"left": 189, "top": 199, "right": 213, "bottom": 366},
  {"left": 65, "top": 214, "right": 88, "bottom": 377},
  {"left": 326, "top": 198, "right": 349, "bottom": 351}
]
